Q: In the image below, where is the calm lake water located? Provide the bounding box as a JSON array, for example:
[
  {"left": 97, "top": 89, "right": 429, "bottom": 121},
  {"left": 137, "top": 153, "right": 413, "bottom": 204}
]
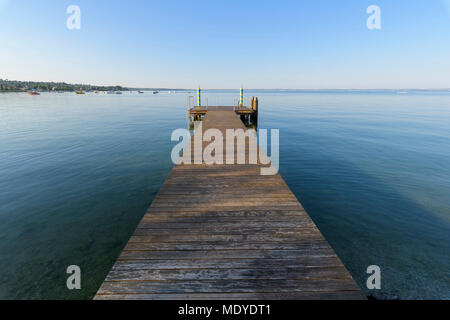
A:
[{"left": 0, "top": 90, "right": 449, "bottom": 299}]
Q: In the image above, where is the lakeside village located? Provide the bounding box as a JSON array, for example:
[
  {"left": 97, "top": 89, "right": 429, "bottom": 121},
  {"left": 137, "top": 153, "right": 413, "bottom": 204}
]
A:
[
  {"left": 0, "top": 79, "right": 126, "bottom": 93},
  {"left": 0, "top": 79, "right": 162, "bottom": 95}
]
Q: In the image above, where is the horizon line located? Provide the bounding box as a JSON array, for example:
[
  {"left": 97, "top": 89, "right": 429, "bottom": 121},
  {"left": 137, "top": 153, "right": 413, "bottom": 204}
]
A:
[{"left": 1, "top": 79, "right": 449, "bottom": 92}]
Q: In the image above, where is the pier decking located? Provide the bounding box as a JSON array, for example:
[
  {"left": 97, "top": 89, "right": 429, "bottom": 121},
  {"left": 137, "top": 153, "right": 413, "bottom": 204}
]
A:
[{"left": 95, "top": 106, "right": 365, "bottom": 300}]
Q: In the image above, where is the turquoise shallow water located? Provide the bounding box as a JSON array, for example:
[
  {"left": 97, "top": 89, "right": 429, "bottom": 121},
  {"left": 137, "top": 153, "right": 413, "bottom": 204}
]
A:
[{"left": 0, "top": 90, "right": 449, "bottom": 299}]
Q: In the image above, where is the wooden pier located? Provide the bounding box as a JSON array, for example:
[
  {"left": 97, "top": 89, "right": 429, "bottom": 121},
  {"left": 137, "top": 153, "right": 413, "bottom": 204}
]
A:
[{"left": 95, "top": 103, "right": 365, "bottom": 300}]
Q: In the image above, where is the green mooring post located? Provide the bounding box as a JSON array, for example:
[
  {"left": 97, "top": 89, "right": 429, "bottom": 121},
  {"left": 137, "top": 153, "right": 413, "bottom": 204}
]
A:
[{"left": 240, "top": 87, "right": 244, "bottom": 107}]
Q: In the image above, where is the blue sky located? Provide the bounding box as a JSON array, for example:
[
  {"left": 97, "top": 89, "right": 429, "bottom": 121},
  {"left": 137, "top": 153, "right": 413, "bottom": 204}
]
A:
[{"left": 1, "top": 0, "right": 449, "bottom": 89}]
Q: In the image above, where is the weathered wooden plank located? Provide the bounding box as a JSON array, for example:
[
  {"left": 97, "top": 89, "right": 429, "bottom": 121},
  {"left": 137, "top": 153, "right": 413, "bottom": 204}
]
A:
[
  {"left": 106, "top": 266, "right": 351, "bottom": 281},
  {"left": 97, "top": 279, "right": 361, "bottom": 294},
  {"left": 132, "top": 227, "right": 320, "bottom": 236},
  {"left": 145, "top": 207, "right": 306, "bottom": 215},
  {"left": 128, "top": 232, "right": 324, "bottom": 243},
  {"left": 150, "top": 200, "right": 301, "bottom": 208},
  {"left": 123, "top": 241, "right": 331, "bottom": 251},
  {"left": 147, "top": 205, "right": 304, "bottom": 212},
  {"left": 110, "top": 257, "right": 345, "bottom": 270},
  {"left": 140, "top": 215, "right": 309, "bottom": 223},
  {"left": 135, "top": 221, "right": 315, "bottom": 229},
  {"left": 94, "top": 291, "right": 366, "bottom": 300},
  {"left": 155, "top": 193, "right": 296, "bottom": 200},
  {"left": 117, "top": 249, "right": 336, "bottom": 260}
]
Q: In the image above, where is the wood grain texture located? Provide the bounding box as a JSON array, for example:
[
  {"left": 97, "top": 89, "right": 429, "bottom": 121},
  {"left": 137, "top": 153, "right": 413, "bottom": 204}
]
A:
[{"left": 95, "top": 108, "right": 365, "bottom": 300}]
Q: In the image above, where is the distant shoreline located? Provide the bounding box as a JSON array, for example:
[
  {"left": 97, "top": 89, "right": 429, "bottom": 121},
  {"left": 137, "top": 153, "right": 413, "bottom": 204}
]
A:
[
  {"left": 0, "top": 79, "right": 127, "bottom": 93},
  {"left": 1, "top": 79, "right": 449, "bottom": 93}
]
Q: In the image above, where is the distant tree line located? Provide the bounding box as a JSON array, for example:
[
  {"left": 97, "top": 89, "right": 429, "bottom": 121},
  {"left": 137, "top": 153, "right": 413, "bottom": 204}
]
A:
[{"left": 0, "top": 79, "right": 127, "bottom": 92}]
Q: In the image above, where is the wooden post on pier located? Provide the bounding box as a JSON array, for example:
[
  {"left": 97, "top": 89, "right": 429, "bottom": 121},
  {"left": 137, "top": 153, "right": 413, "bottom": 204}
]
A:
[{"left": 250, "top": 96, "right": 258, "bottom": 124}]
